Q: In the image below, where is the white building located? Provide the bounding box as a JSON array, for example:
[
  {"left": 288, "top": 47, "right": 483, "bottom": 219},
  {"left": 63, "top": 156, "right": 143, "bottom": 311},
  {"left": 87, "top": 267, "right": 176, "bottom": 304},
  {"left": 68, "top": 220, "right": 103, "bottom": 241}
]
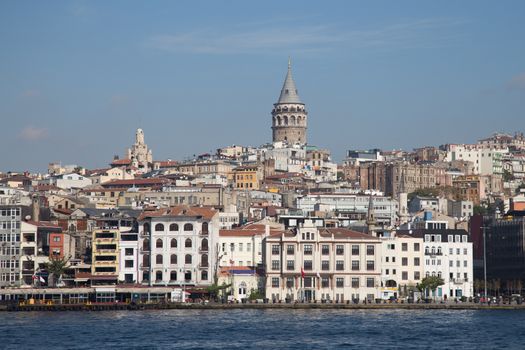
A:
[
  {"left": 379, "top": 232, "right": 424, "bottom": 300},
  {"left": 445, "top": 144, "right": 508, "bottom": 175},
  {"left": 405, "top": 226, "right": 473, "bottom": 300},
  {"left": 137, "top": 206, "right": 219, "bottom": 288},
  {"left": 43, "top": 173, "right": 92, "bottom": 189},
  {"left": 264, "top": 220, "right": 382, "bottom": 303},
  {"left": 119, "top": 231, "right": 139, "bottom": 284}
]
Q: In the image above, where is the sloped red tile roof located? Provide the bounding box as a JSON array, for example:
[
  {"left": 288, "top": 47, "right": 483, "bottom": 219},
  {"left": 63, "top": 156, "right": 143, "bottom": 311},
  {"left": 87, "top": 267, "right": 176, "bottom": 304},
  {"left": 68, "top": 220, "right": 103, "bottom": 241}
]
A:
[{"left": 138, "top": 205, "right": 218, "bottom": 221}]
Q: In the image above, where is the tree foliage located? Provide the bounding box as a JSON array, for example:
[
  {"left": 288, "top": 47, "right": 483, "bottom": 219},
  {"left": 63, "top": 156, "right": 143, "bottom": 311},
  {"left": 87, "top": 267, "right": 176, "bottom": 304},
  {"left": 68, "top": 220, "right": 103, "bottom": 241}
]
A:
[{"left": 44, "top": 256, "right": 70, "bottom": 287}]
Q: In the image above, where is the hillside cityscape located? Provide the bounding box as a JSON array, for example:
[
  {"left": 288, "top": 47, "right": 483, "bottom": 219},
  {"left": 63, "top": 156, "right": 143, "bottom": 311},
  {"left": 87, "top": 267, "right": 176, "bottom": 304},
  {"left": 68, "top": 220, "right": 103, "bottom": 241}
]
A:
[{"left": 1, "top": 61, "right": 524, "bottom": 308}]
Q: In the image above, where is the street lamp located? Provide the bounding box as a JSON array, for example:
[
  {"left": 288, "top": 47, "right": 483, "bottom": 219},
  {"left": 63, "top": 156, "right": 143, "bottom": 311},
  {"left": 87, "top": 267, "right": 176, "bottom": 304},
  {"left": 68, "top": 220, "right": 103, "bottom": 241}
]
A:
[{"left": 482, "top": 226, "right": 488, "bottom": 303}]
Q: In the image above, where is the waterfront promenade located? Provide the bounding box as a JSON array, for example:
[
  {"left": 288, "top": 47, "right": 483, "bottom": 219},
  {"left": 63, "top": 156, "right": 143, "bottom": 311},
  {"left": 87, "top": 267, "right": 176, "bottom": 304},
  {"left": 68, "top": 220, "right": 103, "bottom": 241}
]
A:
[{"left": 3, "top": 301, "right": 525, "bottom": 312}]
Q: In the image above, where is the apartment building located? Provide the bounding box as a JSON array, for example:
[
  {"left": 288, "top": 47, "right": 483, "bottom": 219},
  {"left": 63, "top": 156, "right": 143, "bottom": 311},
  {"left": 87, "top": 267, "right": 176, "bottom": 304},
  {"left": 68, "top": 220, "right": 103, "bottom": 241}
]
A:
[
  {"left": 264, "top": 220, "right": 382, "bottom": 303},
  {"left": 379, "top": 233, "right": 424, "bottom": 300},
  {"left": 91, "top": 229, "right": 120, "bottom": 285},
  {"left": 0, "top": 206, "right": 21, "bottom": 287},
  {"left": 137, "top": 206, "right": 219, "bottom": 287}
]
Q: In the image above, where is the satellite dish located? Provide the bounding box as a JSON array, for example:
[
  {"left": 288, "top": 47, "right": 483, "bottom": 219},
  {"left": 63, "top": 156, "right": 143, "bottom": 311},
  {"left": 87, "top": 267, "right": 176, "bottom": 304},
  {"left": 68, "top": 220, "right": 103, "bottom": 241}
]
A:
[{"left": 25, "top": 215, "right": 31, "bottom": 221}]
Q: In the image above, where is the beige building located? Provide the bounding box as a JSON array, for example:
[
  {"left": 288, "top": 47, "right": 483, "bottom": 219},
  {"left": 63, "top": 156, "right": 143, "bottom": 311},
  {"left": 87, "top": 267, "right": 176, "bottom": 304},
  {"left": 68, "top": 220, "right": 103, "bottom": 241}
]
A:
[
  {"left": 379, "top": 233, "right": 424, "bottom": 300},
  {"left": 91, "top": 229, "right": 120, "bottom": 285},
  {"left": 264, "top": 221, "right": 382, "bottom": 303}
]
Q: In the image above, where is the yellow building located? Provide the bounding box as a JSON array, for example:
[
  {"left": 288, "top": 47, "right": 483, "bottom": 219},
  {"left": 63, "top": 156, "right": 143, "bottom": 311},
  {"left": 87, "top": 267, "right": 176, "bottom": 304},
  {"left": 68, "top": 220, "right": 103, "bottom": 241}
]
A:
[
  {"left": 91, "top": 229, "right": 120, "bottom": 285},
  {"left": 233, "top": 165, "right": 261, "bottom": 190}
]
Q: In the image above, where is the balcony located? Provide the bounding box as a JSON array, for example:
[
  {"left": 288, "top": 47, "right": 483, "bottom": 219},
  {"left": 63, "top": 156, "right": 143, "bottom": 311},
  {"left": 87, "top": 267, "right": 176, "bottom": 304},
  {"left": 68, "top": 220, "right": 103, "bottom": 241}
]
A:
[
  {"left": 199, "top": 247, "right": 209, "bottom": 253},
  {"left": 139, "top": 264, "right": 150, "bottom": 270},
  {"left": 200, "top": 230, "right": 209, "bottom": 236},
  {"left": 424, "top": 251, "right": 443, "bottom": 257},
  {"left": 140, "top": 247, "right": 150, "bottom": 253},
  {"left": 198, "top": 263, "right": 209, "bottom": 269},
  {"left": 140, "top": 231, "right": 150, "bottom": 237},
  {"left": 453, "top": 278, "right": 467, "bottom": 284}
]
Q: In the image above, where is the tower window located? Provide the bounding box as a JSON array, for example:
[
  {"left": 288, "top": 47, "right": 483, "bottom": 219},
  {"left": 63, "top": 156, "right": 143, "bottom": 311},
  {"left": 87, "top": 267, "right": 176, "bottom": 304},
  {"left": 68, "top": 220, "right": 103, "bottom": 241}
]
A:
[{"left": 285, "top": 89, "right": 289, "bottom": 94}]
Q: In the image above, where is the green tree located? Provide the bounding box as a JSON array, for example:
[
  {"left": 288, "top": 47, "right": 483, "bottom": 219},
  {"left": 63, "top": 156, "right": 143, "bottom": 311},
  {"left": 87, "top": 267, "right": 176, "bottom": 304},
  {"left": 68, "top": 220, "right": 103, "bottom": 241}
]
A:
[
  {"left": 44, "top": 256, "right": 70, "bottom": 287},
  {"left": 473, "top": 205, "right": 488, "bottom": 216},
  {"left": 503, "top": 169, "right": 515, "bottom": 182},
  {"left": 419, "top": 276, "right": 445, "bottom": 301},
  {"left": 206, "top": 282, "right": 231, "bottom": 301},
  {"left": 248, "top": 288, "right": 263, "bottom": 301}
]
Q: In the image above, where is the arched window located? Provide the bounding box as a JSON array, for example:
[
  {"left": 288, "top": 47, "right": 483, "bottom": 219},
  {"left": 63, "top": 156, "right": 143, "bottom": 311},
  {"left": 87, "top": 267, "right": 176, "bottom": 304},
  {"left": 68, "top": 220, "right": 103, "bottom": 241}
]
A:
[
  {"left": 170, "top": 254, "right": 177, "bottom": 265},
  {"left": 202, "top": 222, "right": 209, "bottom": 234},
  {"left": 156, "top": 238, "right": 163, "bottom": 248},
  {"left": 156, "top": 254, "right": 163, "bottom": 265},
  {"left": 155, "top": 271, "right": 163, "bottom": 282},
  {"left": 171, "top": 238, "right": 177, "bottom": 248},
  {"left": 185, "top": 238, "right": 192, "bottom": 248},
  {"left": 432, "top": 271, "right": 436, "bottom": 277},
  {"left": 185, "top": 254, "right": 192, "bottom": 264},
  {"left": 290, "top": 115, "right": 296, "bottom": 125},
  {"left": 277, "top": 116, "right": 282, "bottom": 126},
  {"left": 143, "top": 223, "right": 150, "bottom": 234},
  {"left": 437, "top": 247, "right": 442, "bottom": 254},
  {"left": 142, "top": 254, "right": 149, "bottom": 267},
  {"left": 155, "top": 223, "right": 164, "bottom": 232},
  {"left": 426, "top": 271, "right": 430, "bottom": 277},
  {"left": 184, "top": 223, "right": 193, "bottom": 231},
  {"left": 284, "top": 115, "right": 288, "bottom": 125},
  {"left": 169, "top": 223, "right": 179, "bottom": 231},
  {"left": 201, "top": 238, "right": 208, "bottom": 251},
  {"left": 170, "top": 271, "right": 177, "bottom": 281},
  {"left": 142, "top": 239, "right": 150, "bottom": 251},
  {"left": 431, "top": 246, "right": 436, "bottom": 254},
  {"left": 425, "top": 247, "right": 429, "bottom": 254},
  {"left": 311, "top": 233, "right": 314, "bottom": 240},
  {"left": 201, "top": 254, "right": 208, "bottom": 267},
  {"left": 201, "top": 270, "right": 208, "bottom": 281}
]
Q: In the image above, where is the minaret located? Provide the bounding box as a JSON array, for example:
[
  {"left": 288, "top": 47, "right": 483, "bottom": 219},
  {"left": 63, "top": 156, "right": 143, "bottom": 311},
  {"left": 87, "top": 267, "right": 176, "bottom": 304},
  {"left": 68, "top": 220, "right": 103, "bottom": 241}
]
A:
[
  {"left": 271, "top": 59, "right": 308, "bottom": 144},
  {"left": 366, "top": 195, "right": 377, "bottom": 237}
]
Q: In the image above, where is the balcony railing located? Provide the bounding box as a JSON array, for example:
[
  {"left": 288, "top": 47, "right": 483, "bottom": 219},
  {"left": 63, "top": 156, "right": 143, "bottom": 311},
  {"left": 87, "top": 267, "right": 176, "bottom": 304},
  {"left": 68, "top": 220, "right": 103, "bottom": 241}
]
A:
[
  {"left": 140, "top": 247, "right": 150, "bottom": 253},
  {"left": 199, "top": 247, "right": 209, "bottom": 253},
  {"left": 198, "top": 263, "right": 209, "bottom": 268},
  {"left": 424, "top": 251, "right": 443, "bottom": 256},
  {"left": 200, "top": 230, "right": 209, "bottom": 236},
  {"left": 139, "top": 263, "right": 150, "bottom": 270}
]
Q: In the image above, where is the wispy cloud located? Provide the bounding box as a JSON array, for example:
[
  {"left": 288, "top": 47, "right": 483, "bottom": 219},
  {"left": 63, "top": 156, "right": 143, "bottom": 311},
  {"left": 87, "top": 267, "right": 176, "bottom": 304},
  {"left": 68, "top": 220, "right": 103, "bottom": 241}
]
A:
[
  {"left": 146, "top": 18, "right": 467, "bottom": 55},
  {"left": 18, "top": 126, "right": 49, "bottom": 141},
  {"left": 21, "top": 89, "right": 41, "bottom": 98},
  {"left": 507, "top": 73, "right": 525, "bottom": 91}
]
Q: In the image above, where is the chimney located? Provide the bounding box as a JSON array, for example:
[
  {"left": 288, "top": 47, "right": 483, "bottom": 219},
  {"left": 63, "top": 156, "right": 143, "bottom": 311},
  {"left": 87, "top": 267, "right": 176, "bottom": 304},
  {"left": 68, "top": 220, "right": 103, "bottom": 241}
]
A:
[{"left": 32, "top": 195, "right": 40, "bottom": 222}]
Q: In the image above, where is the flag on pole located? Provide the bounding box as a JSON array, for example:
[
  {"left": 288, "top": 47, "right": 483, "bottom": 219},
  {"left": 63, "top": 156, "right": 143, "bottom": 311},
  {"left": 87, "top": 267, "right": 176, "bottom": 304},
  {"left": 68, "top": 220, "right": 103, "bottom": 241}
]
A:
[
  {"left": 39, "top": 276, "right": 46, "bottom": 284},
  {"left": 301, "top": 267, "right": 305, "bottom": 279}
]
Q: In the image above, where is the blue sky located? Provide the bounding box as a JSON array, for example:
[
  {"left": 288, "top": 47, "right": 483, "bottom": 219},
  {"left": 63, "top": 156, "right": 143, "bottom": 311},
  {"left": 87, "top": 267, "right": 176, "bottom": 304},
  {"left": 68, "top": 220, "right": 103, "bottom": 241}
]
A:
[{"left": 1, "top": 0, "right": 524, "bottom": 171}]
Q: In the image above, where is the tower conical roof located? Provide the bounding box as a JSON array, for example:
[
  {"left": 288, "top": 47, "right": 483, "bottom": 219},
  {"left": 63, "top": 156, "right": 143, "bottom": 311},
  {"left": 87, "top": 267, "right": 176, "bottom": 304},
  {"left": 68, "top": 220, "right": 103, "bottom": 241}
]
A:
[{"left": 277, "top": 59, "right": 302, "bottom": 104}]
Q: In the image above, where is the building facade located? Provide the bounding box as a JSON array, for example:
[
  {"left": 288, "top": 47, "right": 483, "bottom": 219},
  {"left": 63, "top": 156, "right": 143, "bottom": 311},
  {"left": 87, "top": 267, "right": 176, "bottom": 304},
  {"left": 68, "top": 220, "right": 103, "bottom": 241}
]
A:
[{"left": 264, "top": 221, "right": 382, "bottom": 302}]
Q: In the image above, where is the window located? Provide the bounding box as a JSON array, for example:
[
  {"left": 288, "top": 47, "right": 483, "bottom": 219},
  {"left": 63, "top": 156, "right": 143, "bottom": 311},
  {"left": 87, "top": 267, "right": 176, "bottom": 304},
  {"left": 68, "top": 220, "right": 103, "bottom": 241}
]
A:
[
  {"left": 185, "top": 238, "right": 192, "bottom": 248},
  {"left": 321, "top": 277, "right": 329, "bottom": 288},
  {"left": 156, "top": 238, "right": 163, "bottom": 248},
  {"left": 322, "top": 245, "right": 329, "bottom": 255},
  {"left": 414, "top": 271, "right": 421, "bottom": 280},
  {"left": 156, "top": 254, "right": 163, "bottom": 265},
  {"left": 286, "top": 260, "right": 294, "bottom": 270},
  {"left": 336, "top": 260, "right": 344, "bottom": 271},
  {"left": 171, "top": 238, "right": 177, "bottom": 248},
  {"left": 402, "top": 271, "right": 408, "bottom": 280},
  {"left": 247, "top": 243, "right": 251, "bottom": 251},
  {"left": 286, "top": 245, "right": 294, "bottom": 255},
  {"left": 462, "top": 235, "right": 468, "bottom": 243},
  {"left": 449, "top": 248, "right": 453, "bottom": 255},
  {"left": 366, "top": 245, "right": 375, "bottom": 255},
  {"left": 53, "top": 236, "right": 61, "bottom": 242},
  {"left": 155, "top": 223, "right": 164, "bottom": 232},
  {"left": 272, "top": 245, "right": 280, "bottom": 255},
  {"left": 170, "top": 271, "right": 177, "bottom": 281},
  {"left": 239, "top": 243, "right": 243, "bottom": 252},
  {"left": 352, "top": 260, "right": 360, "bottom": 271},
  {"left": 304, "top": 260, "right": 313, "bottom": 271},
  {"left": 171, "top": 254, "right": 177, "bottom": 264},
  {"left": 125, "top": 248, "right": 133, "bottom": 256},
  {"left": 456, "top": 248, "right": 460, "bottom": 255},
  {"left": 272, "top": 260, "right": 280, "bottom": 270},
  {"left": 286, "top": 277, "right": 294, "bottom": 288},
  {"left": 155, "top": 271, "right": 163, "bottom": 282},
  {"left": 230, "top": 243, "right": 235, "bottom": 252},
  {"left": 272, "top": 277, "right": 279, "bottom": 288},
  {"left": 402, "top": 243, "right": 408, "bottom": 251},
  {"left": 169, "top": 223, "right": 178, "bottom": 231},
  {"left": 352, "top": 245, "right": 359, "bottom": 255},
  {"left": 125, "top": 260, "right": 134, "bottom": 268},
  {"left": 366, "top": 260, "right": 375, "bottom": 271},
  {"left": 184, "top": 223, "right": 193, "bottom": 231},
  {"left": 414, "top": 257, "right": 420, "bottom": 266},
  {"left": 304, "top": 277, "right": 313, "bottom": 288},
  {"left": 351, "top": 278, "right": 359, "bottom": 288},
  {"left": 402, "top": 257, "right": 408, "bottom": 266},
  {"left": 464, "top": 260, "right": 467, "bottom": 267},
  {"left": 336, "top": 278, "right": 344, "bottom": 288},
  {"left": 463, "top": 248, "right": 468, "bottom": 255},
  {"left": 414, "top": 243, "right": 420, "bottom": 252},
  {"left": 304, "top": 245, "right": 313, "bottom": 255},
  {"left": 336, "top": 245, "right": 344, "bottom": 255},
  {"left": 449, "top": 260, "right": 453, "bottom": 267},
  {"left": 185, "top": 254, "right": 192, "bottom": 264},
  {"left": 322, "top": 261, "right": 329, "bottom": 271}
]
